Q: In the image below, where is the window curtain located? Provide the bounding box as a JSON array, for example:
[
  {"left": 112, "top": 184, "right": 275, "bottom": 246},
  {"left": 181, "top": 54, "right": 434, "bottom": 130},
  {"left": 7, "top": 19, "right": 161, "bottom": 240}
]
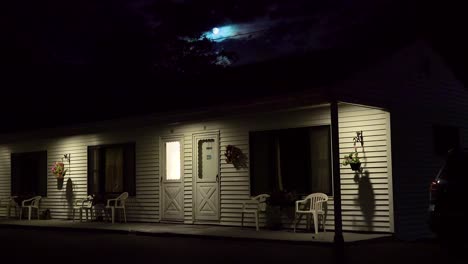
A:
[
  {"left": 250, "top": 126, "right": 331, "bottom": 196},
  {"left": 105, "top": 147, "right": 124, "bottom": 193},
  {"left": 278, "top": 128, "right": 311, "bottom": 194},
  {"left": 249, "top": 132, "right": 277, "bottom": 195},
  {"left": 90, "top": 148, "right": 100, "bottom": 194},
  {"left": 309, "top": 127, "right": 331, "bottom": 194}
]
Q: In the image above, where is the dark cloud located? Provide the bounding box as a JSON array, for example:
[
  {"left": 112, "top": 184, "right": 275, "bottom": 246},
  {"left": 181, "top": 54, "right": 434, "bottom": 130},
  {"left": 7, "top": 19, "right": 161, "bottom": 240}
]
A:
[{"left": 1, "top": 0, "right": 452, "bottom": 133}]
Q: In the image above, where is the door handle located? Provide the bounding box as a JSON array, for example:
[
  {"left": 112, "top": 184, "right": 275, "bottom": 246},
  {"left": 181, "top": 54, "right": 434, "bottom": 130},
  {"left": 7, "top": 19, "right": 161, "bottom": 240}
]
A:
[{"left": 216, "top": 174, "right": 219, "bottom": 182}]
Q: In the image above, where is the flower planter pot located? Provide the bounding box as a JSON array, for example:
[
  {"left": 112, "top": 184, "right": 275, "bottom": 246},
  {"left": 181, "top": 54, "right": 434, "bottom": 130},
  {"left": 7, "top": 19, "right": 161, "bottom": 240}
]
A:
[
  {"left": 350, "top": 162, "right": 361, "bottom": 171},
  {"left": 57, "top": 177, "right": 64, "bottom": 190},
  {"left": 265, "top": 205, "right": 282, "bottom": 230}
]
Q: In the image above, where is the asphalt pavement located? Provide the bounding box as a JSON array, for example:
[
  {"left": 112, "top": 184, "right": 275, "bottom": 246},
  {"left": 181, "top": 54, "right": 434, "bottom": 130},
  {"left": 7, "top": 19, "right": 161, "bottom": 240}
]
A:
[{"left": 0, "top": 227, "right": 466, "bottom": 264}]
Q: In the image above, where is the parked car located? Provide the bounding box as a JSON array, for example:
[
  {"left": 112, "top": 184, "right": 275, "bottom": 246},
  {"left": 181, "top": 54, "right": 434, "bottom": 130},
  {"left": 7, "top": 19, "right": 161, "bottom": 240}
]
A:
[{"left": 428, "top": 148, "right": 468, "bottom": 238}]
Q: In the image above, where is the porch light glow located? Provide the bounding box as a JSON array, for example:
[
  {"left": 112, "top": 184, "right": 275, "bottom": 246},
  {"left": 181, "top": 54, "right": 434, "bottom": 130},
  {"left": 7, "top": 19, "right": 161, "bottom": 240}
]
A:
[{"left": 166, "top": 142, "right": 181, "bottom": 180}]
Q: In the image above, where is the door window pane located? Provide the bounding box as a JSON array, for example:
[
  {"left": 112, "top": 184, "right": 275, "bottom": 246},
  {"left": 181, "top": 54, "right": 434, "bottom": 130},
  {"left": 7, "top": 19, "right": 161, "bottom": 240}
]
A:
[
  {"left": 198, "top": 139, "right": 217, "bottom": 180},
  {"left": 166, "top": 141, "right": 181, "bottom": 180}
]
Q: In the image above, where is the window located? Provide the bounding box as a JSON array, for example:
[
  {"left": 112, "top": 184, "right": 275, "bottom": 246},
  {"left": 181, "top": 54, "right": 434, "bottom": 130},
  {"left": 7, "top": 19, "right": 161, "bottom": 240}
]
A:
[
  {"left": 88, "top": 143, "right": 136, "bottom": 196},
  {"left": 166, "top": 141, "right": 181, "bottom": 180},
  {"left": 249, "top": 126, "right": 332, "bottom": 196},
  {"left": 11, "top": 151, "right": 47, "bottom": 197}
]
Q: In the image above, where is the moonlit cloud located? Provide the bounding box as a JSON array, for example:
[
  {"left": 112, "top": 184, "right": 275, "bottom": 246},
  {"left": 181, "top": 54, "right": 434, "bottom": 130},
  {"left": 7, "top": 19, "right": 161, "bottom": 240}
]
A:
[{"left": 202, "top": 19, "right": 273, "bottom": 42}]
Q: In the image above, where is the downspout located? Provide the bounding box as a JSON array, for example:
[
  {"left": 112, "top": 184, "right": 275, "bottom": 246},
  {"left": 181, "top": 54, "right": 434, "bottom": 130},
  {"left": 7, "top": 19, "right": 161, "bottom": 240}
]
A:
[{"left": 331, "top": 100, "right": 344, "bottom": 245}]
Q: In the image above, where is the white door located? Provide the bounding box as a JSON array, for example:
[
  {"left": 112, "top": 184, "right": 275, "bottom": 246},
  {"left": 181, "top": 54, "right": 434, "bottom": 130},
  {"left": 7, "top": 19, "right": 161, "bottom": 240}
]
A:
[
  {"left": 193, "top": 132, "right": 220, "bottom": 222},
  {"left": 160, "top": 137, "right": 184, "bottom": 221}
]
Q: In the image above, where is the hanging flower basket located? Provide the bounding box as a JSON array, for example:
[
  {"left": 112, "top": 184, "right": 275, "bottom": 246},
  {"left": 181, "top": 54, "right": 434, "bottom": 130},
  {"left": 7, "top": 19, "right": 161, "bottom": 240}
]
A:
[
  {"left": 57, "top": 177, "right": 64, "bottom": 190},
  {"left": 342, "top": 152, "right": 361, "bottom": 171},
  {"left": 51, "top": 161, "right": 68, "bottom": 190},
  {"left": 350, "top": 162, "right": 361, "bottom": 171}
]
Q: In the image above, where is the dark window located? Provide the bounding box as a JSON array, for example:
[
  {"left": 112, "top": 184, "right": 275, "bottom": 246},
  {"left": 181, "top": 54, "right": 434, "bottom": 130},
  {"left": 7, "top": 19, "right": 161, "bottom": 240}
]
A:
[
  {"left": 11, "top": 151, "right": 47, "bottom": 197},
  {"left": 88, "top": 143, "right": 136, "bottom": 196},
  {"left": 249, "top": 126, "right": 332, "bottom": 196},
  {"left": 433, "top": 125, "right": 460, "bottom": 156}
]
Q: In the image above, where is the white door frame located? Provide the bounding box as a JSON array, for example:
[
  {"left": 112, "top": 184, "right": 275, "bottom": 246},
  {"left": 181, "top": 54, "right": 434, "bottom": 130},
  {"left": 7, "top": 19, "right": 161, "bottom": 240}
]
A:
[
  {"left": 192, "top": 130, "right": 221, "bottom": 223},
  {"left": 159, "top": 135, "right": 185, "bottom": 222}
]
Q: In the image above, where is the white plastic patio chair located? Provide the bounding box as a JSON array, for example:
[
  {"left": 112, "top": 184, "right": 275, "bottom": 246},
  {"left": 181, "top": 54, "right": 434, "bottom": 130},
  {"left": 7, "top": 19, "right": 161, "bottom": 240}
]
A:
[
  {"left": 241, "top": 194, "right": 270, "bottom": 231},
  {"left": 72, "top": 195, "right": 94, "bottom": 222},
  {"left": 106, "top": 192, "right": 128, "bottom": 224},
  {"left": 20, "top": 196, "right": 41, "bottom": 221},
  {"left": 293, "top": 193, "right": 328, "bottom": 234},
  {"left": 0, "top": 196, "right": 19, "bottom": 219}
]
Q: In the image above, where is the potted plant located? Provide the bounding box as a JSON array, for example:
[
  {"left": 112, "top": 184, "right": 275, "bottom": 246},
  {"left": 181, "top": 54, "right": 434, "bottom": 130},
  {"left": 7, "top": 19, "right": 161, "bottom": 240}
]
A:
[
  {"left": 265, "top": 190, "right": 298, "bottom": 230},
  {"left": 342, "top": 152, "right": 361, "bottom": 171}
]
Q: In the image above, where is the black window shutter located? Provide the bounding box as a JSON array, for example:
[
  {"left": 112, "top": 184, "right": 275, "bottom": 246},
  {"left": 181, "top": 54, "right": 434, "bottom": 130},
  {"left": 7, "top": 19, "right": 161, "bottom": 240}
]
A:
[
  {"left": 124, "top": 143, "right": 136, "bottom": 196},
  {"left": 38, "top": 151, "right": 47, "bottom": 196},
  {"left": 11, "top": 153, "right": 20, "bottom": 196},
  {"left": 87, "top": 146, "right": 95, "bottom": 195}
]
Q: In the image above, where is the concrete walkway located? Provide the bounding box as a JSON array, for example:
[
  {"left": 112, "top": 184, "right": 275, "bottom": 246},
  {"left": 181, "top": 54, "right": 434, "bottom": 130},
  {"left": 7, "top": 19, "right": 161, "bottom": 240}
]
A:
[{"left": 0, "top": 219, "right": 392, "bottom": 244}]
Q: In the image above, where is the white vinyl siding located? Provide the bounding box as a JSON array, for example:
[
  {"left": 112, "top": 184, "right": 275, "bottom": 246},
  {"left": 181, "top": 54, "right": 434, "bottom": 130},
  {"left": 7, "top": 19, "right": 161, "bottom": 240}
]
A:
[
  {"left": 337, "top": 104, "right": 392, "bottom": 233},
  {"left": 0, "top": 133, "right": 159, "bottom": 222},
  {"left": 0, "top": 104, "right": 393, "bottom": 233}
]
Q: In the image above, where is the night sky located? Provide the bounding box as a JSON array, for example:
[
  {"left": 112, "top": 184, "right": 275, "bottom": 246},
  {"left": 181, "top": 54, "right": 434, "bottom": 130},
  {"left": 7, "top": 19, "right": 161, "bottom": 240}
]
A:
[{"left": 0, "top": 0, "right": 465, "bottom": 133}]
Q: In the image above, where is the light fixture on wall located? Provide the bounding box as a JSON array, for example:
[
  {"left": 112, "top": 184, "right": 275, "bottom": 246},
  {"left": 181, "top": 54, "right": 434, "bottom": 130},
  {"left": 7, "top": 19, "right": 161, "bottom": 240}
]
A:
[
  {"left": 62, "top": 153, "right": 71, "bottom": 177},
  {"left": 62, "top": 153, "right": 71, "bottom": 163},
  {"left": 353, "top": 131, "right": 364, "bottom": 148}
]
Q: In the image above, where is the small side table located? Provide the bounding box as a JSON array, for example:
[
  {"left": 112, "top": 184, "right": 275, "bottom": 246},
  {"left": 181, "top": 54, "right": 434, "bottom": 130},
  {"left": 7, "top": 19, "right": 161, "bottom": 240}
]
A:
[
  {"left": 93, "top": 204, "right": 109, "bottom": 222},
  {"left": 0, "top": 197, "right": 19, "bottom": 219}
]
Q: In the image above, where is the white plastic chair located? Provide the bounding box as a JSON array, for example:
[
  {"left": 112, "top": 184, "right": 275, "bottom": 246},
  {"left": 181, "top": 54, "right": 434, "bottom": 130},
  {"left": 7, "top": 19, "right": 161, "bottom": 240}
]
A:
[
  {"left": 20, "top": 196, "right": 41, "bottom": 221},
  {"left": 293, "top": 193, "right": 328, "bottom": 234},
  {"left": 0, "top": 196, "right": 18, "bottom": 219},
  {"left": 72, "top": 195, "right": 94, "bottom": 222},
  {"left": 241, "top": 194, "right": 270, "bottom": 231},
  {"left": 106, "top": 192, "right": 128, "bottom": 224}
]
